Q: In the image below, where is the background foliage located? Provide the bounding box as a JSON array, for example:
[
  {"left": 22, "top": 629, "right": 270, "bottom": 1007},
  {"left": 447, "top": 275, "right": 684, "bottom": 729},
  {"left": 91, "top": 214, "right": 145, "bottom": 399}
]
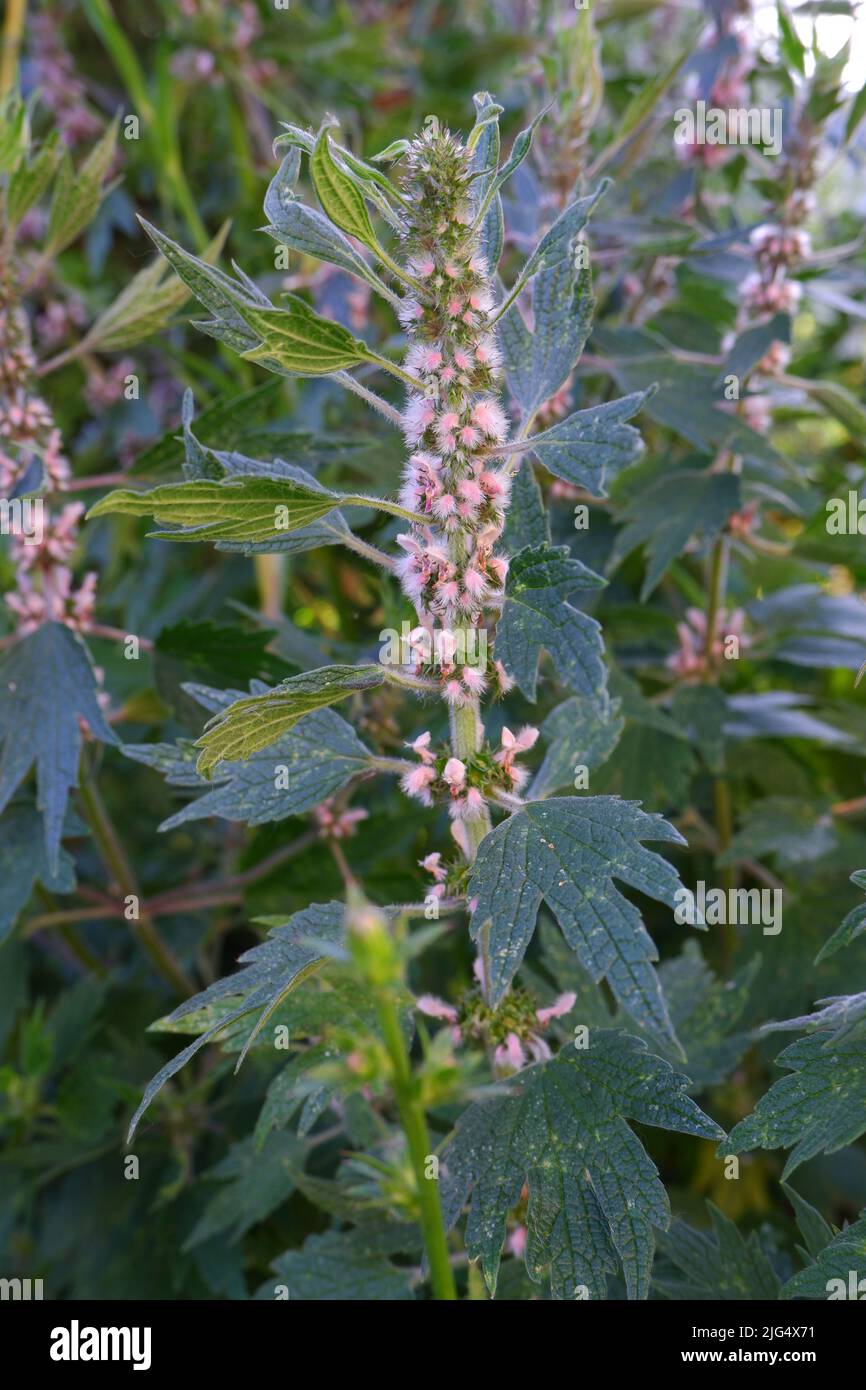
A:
[{"left": 2, "top": 0, "right": 866, "bottom": 1300}]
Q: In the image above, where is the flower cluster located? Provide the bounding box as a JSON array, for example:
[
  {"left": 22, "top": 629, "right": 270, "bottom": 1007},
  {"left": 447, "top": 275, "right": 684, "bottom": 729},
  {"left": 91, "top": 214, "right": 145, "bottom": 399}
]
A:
[
  {"left": 392, "top": 126, "right": 513, "bottom": 650},
  {"left": 312, "top": 798, "right": 369, "bottom": 841},
  {"left": 417, "top": 956, "right": 577, "bottom": 1073},
  {"left": 400, "top": 725, "right": 539, "bottom": 818},
  {"left": 170, "top": 2, "right": 277, "bottom": 89},
  {"left": 390, "top": 621, "right": 512, "bottom": 707},
  {"left": 667, "top": 604, "right": 749, "bottom": 680},
  {"left": 5, "top": 504, "right": 97, "bottom": 634},
  {"left": 0, "top": 304, "right": 70, "bottom": 494},
  {"left": 0, "top": 284, "right": 95, "bottom": 635}
]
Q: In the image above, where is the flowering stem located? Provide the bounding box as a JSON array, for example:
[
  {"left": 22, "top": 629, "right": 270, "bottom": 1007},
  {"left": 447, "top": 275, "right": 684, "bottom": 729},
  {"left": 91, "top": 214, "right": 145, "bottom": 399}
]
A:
[
  {"left": 374, "top": 989, "right": 457, "bottom": 1300},
  {"left": 450, "top": 695, "right": 490, "bottom": 861}
]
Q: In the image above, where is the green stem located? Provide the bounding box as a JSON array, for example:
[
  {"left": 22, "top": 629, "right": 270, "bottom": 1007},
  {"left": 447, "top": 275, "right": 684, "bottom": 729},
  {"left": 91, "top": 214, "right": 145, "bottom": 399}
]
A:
[
  {"left": 704, "top": 534, "right": 729, "bottom": 680},
  {"left": 0, "top": 0, "right": 26, "bottom": 99},
  {"left": 374, "top": 990, "right": 457, "bottom": 1301},
  {"left": 713, "top": 776, "right": 736, "bottom": 971},
  {"left": 77, "top": 769, "right": 194, "bottom": 997},
  {"left": 450, "top": 697, "right": 491, "bottom": 861}
]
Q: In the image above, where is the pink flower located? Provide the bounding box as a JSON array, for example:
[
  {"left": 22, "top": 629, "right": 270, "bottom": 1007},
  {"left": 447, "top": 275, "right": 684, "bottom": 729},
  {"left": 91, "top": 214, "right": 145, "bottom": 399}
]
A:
[
  {"left": 452, "top": 819, "right": 472, "bottom": 859},
  {"left": 462, "top": 566, "right": 487, "bottom": 597},
  {"left": 469, "top": 287, "right": 493, "bottom": 314},
  {"left": 461, "top": 665, "right": 487, "bottom": 694},
  {"left": 493, "top": 659, "right": 514, "bottom": 694},
  {"left": 507, "top": 1226, "right": 527, "bottom": 1258},
  {"left": 495, "top": 1032, "right": 526, "bottom": 1070},
  {"left": 416, "top": 994, "right": 459, "bottom": 1023},
  {"left": 457, "top": 478, "right": 484, "bottom": 506},
  {"left": 442, "top": 757, "right": 466, "bottom": 789},
  {"left": 420, "top": 851, "right": 446, "bottom": 881},
  {"left": 401, "top": 764, "right": 436, "bottom": 805},
  {"left": 409, "top": 731, "right": 435, "bottom": 763},
  {"left": 472, "top": 398, "right": 508, "bottom": 441},
  {"left": 403, "top": 394, "right": 436, "bottom": 443},
  {"left": 536, "top": 992, "right": 577, "bottom": 1025}
]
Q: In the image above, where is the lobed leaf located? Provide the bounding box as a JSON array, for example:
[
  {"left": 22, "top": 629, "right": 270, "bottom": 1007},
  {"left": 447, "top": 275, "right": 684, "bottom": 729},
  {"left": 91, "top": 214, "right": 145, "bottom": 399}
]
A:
[
  {"left": 0, "top": 623, "right": 118, "bottom": 871},
  {"left": 495, "top": 542, "right": 606, "bottom": 700},
  {"left": 439, "top": 1030, "right": 724, "bottom": 1299},
  {"left": 467, "top": 795, "right": 695, "bottom": 1044}
]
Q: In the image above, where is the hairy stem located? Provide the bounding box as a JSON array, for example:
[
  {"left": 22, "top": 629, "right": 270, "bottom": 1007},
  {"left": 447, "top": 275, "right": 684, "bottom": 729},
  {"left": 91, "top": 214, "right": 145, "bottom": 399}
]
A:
[
  {"left": 374, "top": 989, "right": 457, "bottom": 1300},
  {"left": 450, "top": 695, "right": 491, "bottom": 860}
]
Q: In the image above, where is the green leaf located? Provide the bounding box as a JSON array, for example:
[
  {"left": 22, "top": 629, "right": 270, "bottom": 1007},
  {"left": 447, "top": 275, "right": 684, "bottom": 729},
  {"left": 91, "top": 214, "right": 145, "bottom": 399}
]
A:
[
  {"left": 481, "top": 111, "right": 545, "bottom": 208},
  {"left": 610, "top": 471, "right": 740, "bottom": 599},
  {"left": 656, "top": 1202, "right": 781, "bottom": 1300},
  {"left": 719, "top": 313, "right": 790, "bottom": 384},
  {"left": 495, "top": 542, "right": 606, "bottom": 700},
  {"left": 497, "top": 184, "right": 607, "bottom": 318},
  {"left": 609, "top": 36, "right": 697, "bottom": 155},
  {"left": 126, "top": 692, "right": 375, "bottom": 829},
  {"left": 264, "top": 154, "right": 398, "bottom": 305},
  {"left": 844, "top": 76, "right": 866, "bottom": 144},
  {"left": 501, "top": 461, "right": 549, "bottom": 553},
  {"left": 194, "top": 665, "right": 386, "bottom": 776},
  {"left": 500, "top": 264, "right": 594, "bottom": 421},
  {"left": 184, "top": 1134, "right": 305, "bottom": 1249},
  {"left": 593, "top": 326, "right": 778, "bottom": 463},
  {"left": 127, "top": 902, "right": 346, "bottom": 1139},
  {"left": 529, "top": 692, "right": 624, "bottom": 799},
  {"left": 777, "top": 1, "right": 807, "bottom": 76},
  {"left": 440, "top": 1030, "right": 723, "bottom": 1298},
  {"left": 129, "top": 380, "right": 287, "bottom": 480},
  {"left": 655, "top": 942, "right": 758, "bottom": 1090},
  {"left": 0, "top": 624, "right": 117, "bottom": 871},
  {"left": 780, "top": 1211, "right": 866, "bottom": 1299},
  {"left": 800, "top": 379, "right": 866, "bottom": 441},
  {"left": 254, "top": 1042, "right": 341, "bottom": 1147},
  {"left": 88, "top": 475, "right": 422, "bottom": 543},
  {"left": 469, "top": 91, "right": 504, "bottom": 271},
  {"left": 267, "top": 1229, "right": 414, "bottom": 1300},
  {"left": 718, "top": 797, "right": 837, "bottom": 870},
  {"left": 467, "top": 795, "right": 693, "bottom": 1043},
  {"left": 6, "top": 131, "right": 61, "bottom": 230},
  {"left": 138, "top": 216, "right": 263, "bottom": 354},
  {"left": 816, "top": 872, "right": 866, "bottom": 963},
  {"left": 239, "top": 295, "right": 379, "bottom": 375},
  {"left": 782, "top": 1182, "right": 836, "bottom": 1261},
  {"left": 670, "top": 685, "right": 728, "bottom": 774},
  {"left": 0, "top": 802, "right": 76, "bottom": 943},
  {"left": 44, "top": 116, "right": 118, "bottom": 256},
  {"left": 310, "top": 129, "right": 381, "bottom": 256},
  {"left": 82, "top": 222, "right": 230, "bottom": 353},
  {"left": 524, "top": 390, "right": 650, "bottom": 497},
  {"left": 725, "top": 1008, "right": 866, "bottom": 1177}
]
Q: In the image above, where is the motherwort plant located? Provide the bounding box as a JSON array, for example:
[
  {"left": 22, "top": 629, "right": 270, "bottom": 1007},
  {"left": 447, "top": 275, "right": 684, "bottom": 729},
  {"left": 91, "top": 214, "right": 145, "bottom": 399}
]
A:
[{"left": 91, "top": 98, "right": 733, "bottom": 1300}]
